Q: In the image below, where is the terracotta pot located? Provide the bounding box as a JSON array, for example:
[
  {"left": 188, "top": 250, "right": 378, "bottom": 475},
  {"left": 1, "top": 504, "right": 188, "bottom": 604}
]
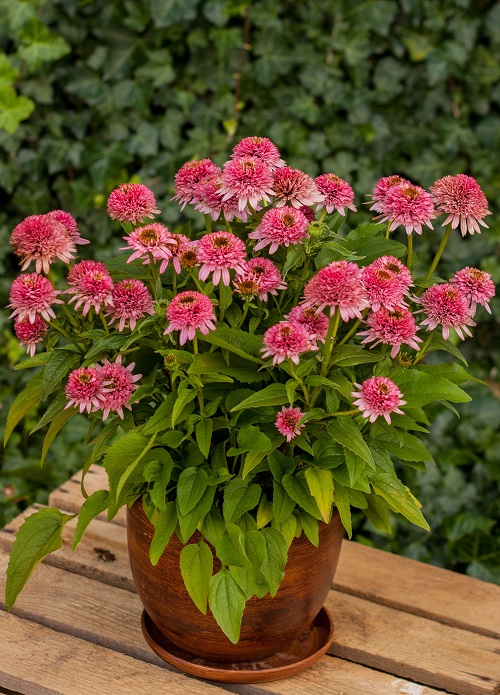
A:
[{"left": 127, "top": 500, "right": 344, "bottom": 664}]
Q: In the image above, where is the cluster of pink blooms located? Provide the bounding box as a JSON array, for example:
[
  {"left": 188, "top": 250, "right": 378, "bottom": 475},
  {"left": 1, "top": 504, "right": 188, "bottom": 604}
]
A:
[
  {"left": 369, "top": 172, "right": 491, "bottom": 237},
  {"left": 65, "top": 356, "right": 141, "bottom": 420}
]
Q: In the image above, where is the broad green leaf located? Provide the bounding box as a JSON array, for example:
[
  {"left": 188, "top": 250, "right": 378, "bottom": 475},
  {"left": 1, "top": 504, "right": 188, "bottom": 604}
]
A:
[
  {"left": 223, "top": 479, "right": 261, "bottom": 523},
  {"left": 256, "top": 495, "right": 274, "bottom": 528},
  {"left": 149, "top": 502, "right": 178, "bottom": 565},
  {"left": 103, "top": 432, "right": 150, "bottom": 505},
  {"left": 30, "top": 392, "right": 67, "bottom": 434},
  {"left": 4, "top": 370, "right": 43, "bottom": 445},
  {"left": 116, "top": 433, "right": 157, "bottom": 502},
  {"left": 391, "top": 368, "right": 471, "bottom": 408},
  {"left": 142, "top": 392, "right": 177, "bottom": 435},
  {"left": 40, "top": 407, "right": 77, "bottom": 467},
  {"left": 282, "top": 472, "right": 322, "bottom": 520},
  {"left": 143, "top": 451, "right": 174, "bottom": 511},
  {"left": 41, "top": 350, "right": 78, "bottom": 401},
  {"left": 237, "top": 425, "right": 272, "bottom": 453},
  {"left": 230, "top": 383, "right": 287, "bottom": 412},
  {"left": 330, "top": 345, "right": 384, "bottom": 367},
  {"left": 273, "top": 480, "right": 297, "bottom": 523},
  {"left": 371, "top": 473, "right": 430, "bottom": 530},
  {"left": 216, "top": 524, "right": 250, "bottom": 568},
  {"left": 364, "top": 494, "right": 392, "bottom": 534},
  {"left": 343, "top": 448, "right": 366, "bottom": 486},
  {"left": 327, "top": 418, "right": 374, "bottom": 468},
  {"left": 5, "top": 508, "right": 72, "bottom": 609},
  {"left": 84, "top": 332, "right": 130, "bottom": 362},
  {"left": 209, "top": 570, "right": 246, "bottom": 643},
  {"left": 426, "top": 334, "right": 468, "bottom": 365},
  {"left": 305, "top": 468, "right": 334, "bottom": 522},
  {"left": 333, "top": 483, "right": 352, "bottom": 538},
  {"left": 200, "top": 325, "right": 263, "bottom": 363},
  {"left": 172, "top": 386, "right": 197, "bottom": 427},
  {"left": 201, "top": 507, "right": 225, "bottom": 546},
  {"left": 18, "top": 19, "right": 71, "bottom": 70},
  {"left": 13, "top": 353, "right": 50, "bottom": 370},
  {"left": 177, "top": 467, "right": 209, "bottom": 516},
  {"left": 267, "top": 451, "right": 296, "bottom": 481},
  {"left": 242, "top": 451, "right": 268, "bottom": 479},
  {"left": 177, "top": 485, "right": 215, "bottom": 543},
  {"left": 260, "top": 527, "right": 287, "bottom": 596},
  {"left": 180, "top": 541, "right": 213, "bottom": 614},
  {"left": 0, "top": 85, "right": 35, "bottom": 134},
  {"left": 272, "top": 515, "right": 297, "bottom": 548},
  {"left": 243, "top": 530, "right": 270, "bottom": 597},
  {"left": 371, "top": 431, "right": 434, "bottom": 463},
  {"left": 298, "top": 511, "right": 319, "bottom": 547},
  {"left": 72, "top": 490, "right": 109, "bottom": 550},
  {"left": 195, "top": 419, "right": 213, "bottom": 458},
  {"left": 189, "top": 353, "right": 265, "bottom": 383}
]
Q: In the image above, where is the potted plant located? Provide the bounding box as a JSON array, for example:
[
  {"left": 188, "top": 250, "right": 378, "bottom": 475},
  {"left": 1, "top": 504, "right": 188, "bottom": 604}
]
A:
[{"left": 3, "top": 137, "right": 495, "bottom": 683}]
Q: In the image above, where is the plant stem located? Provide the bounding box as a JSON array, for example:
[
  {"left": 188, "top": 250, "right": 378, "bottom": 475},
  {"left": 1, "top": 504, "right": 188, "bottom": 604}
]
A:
[
  {"left": 320, "top": 308, "right": 341, "bottom": 377},
  {"left": 193, "top": 335, "right": 199, "bottom": 354},
  {"left": 288, "top": 359, "right": 310, "bottom": 407},
  {"left": 426, "top": 224, "right": 451, "bottom": 280},
  {"left": 385, "top": 221, "right": 391, "bottom": 239},
  {"left": 327, "top": 409, "right": 360, "bottom": 417},
  {"left": 412, "top": 332, "right": 432, "bottom": 365},
  {"left": 49, "top": 321, "right": 83, "bottom": 352},
  {"left": 318, "top": 208, "right": 327, "bottom": 224},
  {"left": 99, "top": 311, "right": 109, "bottom": 335},
  {"left": 406, "top": 232, "right": 413, "bottom": 268},
  {"left": 338, "top": 318, "right": 360, "bottom": 346},
  {"left": 204, "top": 214, "right": 212, "bottom": 233}
]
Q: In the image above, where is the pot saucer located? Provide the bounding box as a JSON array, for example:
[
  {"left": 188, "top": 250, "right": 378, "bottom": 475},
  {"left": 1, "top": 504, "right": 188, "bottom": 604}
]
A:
[{"left": 141, "top": 607, "right": 334, "bottom": 684}]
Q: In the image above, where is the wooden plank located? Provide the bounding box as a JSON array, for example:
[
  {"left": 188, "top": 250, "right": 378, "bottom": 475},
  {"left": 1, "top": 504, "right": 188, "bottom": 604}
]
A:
[
  {"left": 0, "top": 551, "right": 446, "bottom": 695},
  {"left": 335, "top": 541, "right": 500, "bottom": 639},
  {"left": 2, "top": 509, "right": 499, "bottom": 695},
  {"left": 0, "top": 610, "right": 229, "bottom": 695},
  {"left": 47, "top": 467, "right": 500, "bottom": 639},
  {"left": 48, "top": 465, "right": 126, "bottom": 526}
]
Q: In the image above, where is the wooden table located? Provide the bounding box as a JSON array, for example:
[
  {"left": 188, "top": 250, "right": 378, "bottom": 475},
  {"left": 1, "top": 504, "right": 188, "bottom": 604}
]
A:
[{"left": 0, "top": 465, "right": 499, "bottom": 695}]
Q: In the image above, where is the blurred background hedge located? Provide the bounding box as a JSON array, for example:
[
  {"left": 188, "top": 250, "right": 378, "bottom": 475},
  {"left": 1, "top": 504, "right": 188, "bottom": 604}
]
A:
[{"left": 1, "top": 0, "right": 499, "bottom": 581}]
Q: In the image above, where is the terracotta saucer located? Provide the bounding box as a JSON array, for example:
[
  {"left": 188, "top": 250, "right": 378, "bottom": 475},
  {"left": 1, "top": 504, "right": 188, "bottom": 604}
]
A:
[{"left": 141, "top": 608, "right": 334, "bottom": 684}]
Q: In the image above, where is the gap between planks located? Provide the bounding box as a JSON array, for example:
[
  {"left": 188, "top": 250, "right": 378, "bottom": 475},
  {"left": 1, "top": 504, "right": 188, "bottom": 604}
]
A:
[
  {"left": 48, "top": 466, "right": 500, "bottom": 640},
  {"left": 0, "top": 551, "right": 448, "bottom": 695}
]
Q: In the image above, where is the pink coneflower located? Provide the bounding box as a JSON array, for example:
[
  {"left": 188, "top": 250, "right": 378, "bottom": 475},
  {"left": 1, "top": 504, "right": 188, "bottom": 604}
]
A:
[
  {"left": 10, "top": 214, "right": 78, "bottom": 274},
  {"left": 120, "top": 224, "right": 176, "bottom": 272},
  {"left": 315, "top": 174, "right": 357, "bottom": 215},
  {"left": 377, "top": 182, "right": 435, "bottom": 235},
  {"left": 65, "top": 367, "right": 105, "bottom": 414},
  {"left": 194, "top": 174, "right": 247, "bottom": 222},
  {"left": 164, "top": 291, "right": 216, "bottom": 345},
  {"left": 248, "top": 207, "right": 309, "bottom": 254},
  {"left": 8, "top": 273, "right": 63, "bottom": 323},
  {"left": 173, "top": 159, "right": 221, "bottom": 210},
  {"left": 352, "top": 376, "right": 406, "bottom": 424},
  {"left": 197, "top": 231, "right": 246, "bottom": 285},
  {"left": 14, "top": 315, "right": 49, "bottom": 357},
  {"left": 275, "top": 406, "right": 305, "bottom": 441},
  {"left": 107, "top": 183, "right": 160, "bottom": 224},
  {"left": 420, "top": 283, "right": 475, "bottom": 340},
  {"left": 66, "top": 260, "right": 114, "bottom": 316},
  {"left": 303, "top": 261, "right": 369, "bottom": 321},
  {"left": 287, "top": 305, "right": 329, "bottom": 344},
  {"left": 299, "top": 205, "right": 316, "bottom": 222},
  {"left": 219, "top": 156, "right": 275, "bottom": 211},
  {"left": 168, "top": 234, "right": 199, "bottom": 273},
  {"left": 107, "top": 280, "right": 154, "bottom": 331},
  {"left": 273, "top": 167, "right": 325, "bottom": 209},
  {"left": 358, "top": 307, "right": 422, "bottom": 358},
  {"left": 368, "top": 175, "right": 409, "bottom": 213},
  {"left": 47, "top": 210, "right": 89, "bottom": 245},
  {"left": 234, "top": 257, "right": 287, "bottom": 301},
  {"left": 431, "top": 174, "right": 491, "bottom": 236},
  {"left": 362, "top": 256, "right": 413, "bottom": 311},
  {"left": 98, "top": 356, "right": 142, "bottom": 420},
  {"left": 231, "top": 137, "right": 285, "bottom": 170},
  {"left": 261, "top": 321, "right": 317, "bottom": 365},
  {"left": 450, "top": 267, "right": 496, "bottom": 315}
]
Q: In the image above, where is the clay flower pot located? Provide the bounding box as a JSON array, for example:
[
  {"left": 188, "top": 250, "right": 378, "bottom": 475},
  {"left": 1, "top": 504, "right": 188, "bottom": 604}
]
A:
[{"left": 127, "top": 500, "right": 344, "bottom": 682}]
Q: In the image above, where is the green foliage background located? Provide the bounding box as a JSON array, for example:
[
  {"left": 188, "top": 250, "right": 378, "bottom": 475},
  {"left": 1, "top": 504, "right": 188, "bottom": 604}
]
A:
[{"left": 0, "top": 0, "right": 499, "bottom": 581}]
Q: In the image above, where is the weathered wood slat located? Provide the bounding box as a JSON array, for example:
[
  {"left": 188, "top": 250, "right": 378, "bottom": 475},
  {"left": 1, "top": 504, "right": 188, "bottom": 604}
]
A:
[
  {"left": 2, "top": 508, "right": 499, "bottom": 695},
  {"left": 0, "top": 551, "right": 447, "bottom": 695},
  {"left": 0, "top": 610, "right": 229, "bottom": 695},
  {"left": 47, "top": 466, "right": 500, "bottom": 640}
]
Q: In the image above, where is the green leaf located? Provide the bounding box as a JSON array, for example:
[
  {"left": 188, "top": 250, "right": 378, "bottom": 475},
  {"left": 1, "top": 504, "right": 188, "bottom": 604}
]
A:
[
  {"left": 343, "top": 448, "right": 366, "bottom": 486},
  {"left": 171, "top": 386, "right": 197, "bottom": 427},
  {"left": 200, "top": 507, "right": 226, "bottom": 546},
  {"left": 5, "top": 508, "right": 72, "bottom": 609},
  {"left": 180, "top": 541, "right": 213, "bottom": 614},
  {"left": 364, "top": 494, "right": 392, "bottom": 534},
  {"left": 282, "top": 472, "right": 322, "bottom": 520},
  {"left": 305, "top": 468, "right": 334, "bottom": 522},
  {"left": 209, "top": 570, "right": 246, "bottom": 644},
  {"left": 115, "top": 433, "right": 158, "bottom": 502},
  {"left": 256, "top": 495, "right": 274, "bottom": 528},
  {"left": 371, "top": 473, "right": 430, "bottom": 531},
  {"left": 177, "top": 467, "right": 209, "bottom": 516},
  {"left": 330, "top": 345, "right": 384, "bottom": 367},
  {"left": 195, "top": 419, "right": 213, "bottom": 459},
  {"left": 272, "top": 480, "right": 297, "bottom": 524},
  {"left": 242, "top": 451, "right": 268, "bottom": 479},
  {"left": 72, "top": 491, "right": 109, "bottom": 550},
  {"left": 327, "top": 418, "right": 374, "bottom": 468},
  {"left": 426, "top": 334, "right": 468, "bottom": 365},
  {"left": 30, "top": 393, "right": 67, "bottom": 434},
  {"left": 371, "top": 430, "right": 434, "bottom": 463},
  {"left": 391, "top": 368, "right": 472, "bottom": 408},
  {"left": 4, "top": 370, "right": 43, "bottom": 445},
  {"left": 177, "top": 485, "right": 215, "bottom": 543},
  {"left": 216, "top": 524, "right": 250, "bottom": 568},
  {"left": 41, "top": 350, "right": 78, "bottom": 401},
  {"left": 200, "top": 325, "right": 263, "bottom": 363},
  {"left": 40, "top": 407, "right": 77, "bottom": 467},
  {"left": 267, "top": 451, "right": 296, "bottom": 480},
  {"left": 0, "top": 85, "right": 35, "bottom": 134},
  {"left": 223, "top": 479, "right": 261, "bottom": 523},
  {"left": 230, "top": 383, "right": 287, "bottom": 412},
  {"left": 143, "top": 451, "right": 174, "bottom": 511},
  {"left": 237, "top": 425, "right": 272, "bottom": 453},
  {"left": 260, "top": 527, "right": 287, "bottom": 596},
  {"left": 143, "top": 393, "right": 177, "bottom": 435},
  {"left": 84, "top": 332, "right": 130, "bottom": 363},
  {"left": 272, "top": 514, "right": 297, "bottom": 549},
  {"left": 149, "top": 502, "right": 178, "bottom": 565},
  {"left": 189, "top": 353, "right": 265, "bottom": 384},
  {"left": 333, "top": 483, "right": 352, "bottom": 538},
  {"left": 298, "top": 511, "right": 319, "bottom": 547},
  {"left": 18, "top": 19, "right": 71, "bottom": 71},
  {"left": 103, "top": 432, "right": 150, "bottom": 505}
]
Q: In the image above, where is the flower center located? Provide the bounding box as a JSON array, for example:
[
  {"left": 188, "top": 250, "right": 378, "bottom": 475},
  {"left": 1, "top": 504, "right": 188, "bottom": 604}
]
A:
[
  {"left": 402, "top": 186, "right": 419, "bottom": 200},
  {"left": 179, "top": 295, "right": 196, "bottom": 306},
  {"left": 238, "top": 280, "right": 259, "bottom": 296},
  {"left": 378, "top": 384, "right": 390, "bottom": 395},
  {"left": 385, "top": 263, "right": 401, "bottom": 273},
  {"left": 282, "top": 213, "right": 296, "bottom": 227},
  {"left": 389, "top": 310, "right": 404, "bottom": 319},
  {"left": 180, "top": 251, "right": 197, "bottom": 268},
  {"left": 376, "top": 269, "right": 392, "bottom": 281},
  {"left": 252, "top": 265, "right": 265, "bottom": 276},
  {"left": 212, "top": 237, "right": 230, "bottom": 248},
  {"left": 138, "top": 228, "right": 158, "bottom": 246},
  {"left": 78, "top": 373, "right": 92, "bottom": 384}
]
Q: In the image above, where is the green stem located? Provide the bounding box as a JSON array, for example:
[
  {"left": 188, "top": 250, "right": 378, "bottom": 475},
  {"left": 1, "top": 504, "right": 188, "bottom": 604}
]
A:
[
  {"left": 204, "top": 214, "right": 212, "bottom": 233},
  {"left": 172, "top": 271, "right": 177, "bottom": 295},
  {"left": 99, "top": 311, "right": 109, "bottom": 335},
  {"left": 288, "top": 359, "right": 310, "bottom": 408},
  {"left": 320, "top": 308, "right": 341, "bottom": 377},
  {"left": 412, "top": 332, "right": 432, "bottom": 366},
  {"left": 385, "top": 221, "right": 391, "bottom": 239},
  {"left": 49, "top": 321, "right": 83, "bottom": 352},
  {"left": 338, "top": 319, "right": 361, "bottom": 347},
  {"left": 60, "top": 302, "right": 80, "bottom": 329},
  {"left": 406, "top": 232, "right": 413, "bottom": 269},
  {"left": 193, "top": 335, "right": 199, "bottom": 354},
  {"left": 425, "top": 224, "right": 451, "bottom": 280},
  {"left": 318, "top": 208, "right": 327, "bottom": 224},
  {"left": 238, "top": 300, "right": 251, "bottom": 329},
  {"left": 327, "top": 409, "right": 360, "bottom": 417}
]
